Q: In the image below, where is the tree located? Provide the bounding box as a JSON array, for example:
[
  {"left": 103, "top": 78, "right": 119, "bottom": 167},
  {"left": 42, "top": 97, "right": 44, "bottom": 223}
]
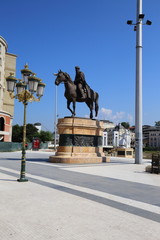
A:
[
  {"left": 12, "top": 124, "right": 53, "bottom": 143},
  {"left": 12, "top": 124, "right": 38, "bottom": 142},
  {"left": 12, "top": 124, "right": 23, "bottom": 142},
  {"left": 121, "top": 122, "right": 130, "bottom": 129},
  {"left": 155, "top": 121, "right": 160, "bottom": 126},
  {"left": 26, "top": 124, "right": 39, "bottom": 142},
  {"left": 39, "top": 130, "right": 53, "bottom": 142}
]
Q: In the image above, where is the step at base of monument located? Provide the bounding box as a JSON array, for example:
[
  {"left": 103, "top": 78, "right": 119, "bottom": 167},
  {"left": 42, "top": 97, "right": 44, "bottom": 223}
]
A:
[{"left": 49, "top": 156, "right": 110, "bottom": 164}]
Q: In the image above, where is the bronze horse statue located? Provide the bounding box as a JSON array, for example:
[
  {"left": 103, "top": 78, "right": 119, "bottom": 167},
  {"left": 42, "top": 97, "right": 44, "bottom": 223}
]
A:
[{"left": 54, "top": 70, "right": 99, "bottom": 119}]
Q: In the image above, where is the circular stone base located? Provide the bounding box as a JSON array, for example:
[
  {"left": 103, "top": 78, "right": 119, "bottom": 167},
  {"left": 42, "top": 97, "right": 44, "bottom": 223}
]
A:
[
  {"left": 49, "top": 117, "right": 107, "bottom": 164},
  {"left": 49, "top": 156, "right": 110, "bottom": 164}
]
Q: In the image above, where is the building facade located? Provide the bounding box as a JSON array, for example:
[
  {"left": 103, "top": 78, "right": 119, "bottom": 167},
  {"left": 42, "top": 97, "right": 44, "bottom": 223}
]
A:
[
  {"left": 102, "top": 120, "right": 115, "bottom": 148},
  {"left": 0, "top": 36, "right": 16, "bottom": 142},
  {"left": 102, "top": 122, "right": 132, "bottom": 149},
  {"left": 149, "top": 127, "right": 160, "bottom": 148}
]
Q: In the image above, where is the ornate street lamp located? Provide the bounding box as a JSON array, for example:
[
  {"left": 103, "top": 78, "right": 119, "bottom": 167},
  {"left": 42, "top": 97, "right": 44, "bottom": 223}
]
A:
[{"left": 6, "top": 64, "right": 45, "bottom": 182}]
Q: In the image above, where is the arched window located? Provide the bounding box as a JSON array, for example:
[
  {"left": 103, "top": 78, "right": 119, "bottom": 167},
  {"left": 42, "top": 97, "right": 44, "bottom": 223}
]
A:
[{"left": 0, "top": 117, "right": 4, "bottom": 131}]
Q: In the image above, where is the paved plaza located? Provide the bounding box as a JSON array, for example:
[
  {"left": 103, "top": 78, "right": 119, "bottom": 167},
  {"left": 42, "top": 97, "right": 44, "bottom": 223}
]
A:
[{"left": 0, "top": 151, "right": 159, "bottom": 240}]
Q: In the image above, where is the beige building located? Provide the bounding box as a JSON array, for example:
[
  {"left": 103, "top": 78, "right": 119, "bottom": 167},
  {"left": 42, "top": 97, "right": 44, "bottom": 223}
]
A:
[
  {"left": 103, "top": 123, "right": 133, "bottom": 149},
  {"left": 149, "top": 127, "right": 160, "bottom": 148},
  {"left": 0, "top": 36, "right": 16, "bottom": 142}
]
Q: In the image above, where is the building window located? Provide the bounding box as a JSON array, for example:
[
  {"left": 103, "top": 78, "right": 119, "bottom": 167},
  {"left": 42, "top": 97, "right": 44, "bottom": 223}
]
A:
[
  {"left": 0, "top": 45, "right": 1, "bottom": 54},
  {"left": 0, "top": 58, "right": 2, "bottom": 66},
  {"left": 0, "top": 117, "right": 4, "bottom": 131}
]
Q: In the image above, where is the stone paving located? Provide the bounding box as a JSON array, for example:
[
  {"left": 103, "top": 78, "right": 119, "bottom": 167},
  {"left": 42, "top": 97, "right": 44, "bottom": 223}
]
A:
[{"left": 0, "top": 152, "right": 159, "bottom": 240}]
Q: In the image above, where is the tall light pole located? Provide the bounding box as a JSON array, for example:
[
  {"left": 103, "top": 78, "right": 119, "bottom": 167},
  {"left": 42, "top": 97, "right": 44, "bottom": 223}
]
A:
[
  {"left": 54, "top": 85, "right": 58, "bottom": 151},
  {"left": 135, "top": 0, "right": 143, "bottom": 164},
  {"left": 6, "top": 64, "right": 45, "bottom": 181},
  {"left": 127, "top": 0, "right": 152, "bottom": 164}
]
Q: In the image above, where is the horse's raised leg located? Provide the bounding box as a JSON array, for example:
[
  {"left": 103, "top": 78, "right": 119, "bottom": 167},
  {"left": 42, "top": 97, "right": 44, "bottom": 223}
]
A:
[
  {"left": 95, "top": 93, "right": 99, "bottom": 117},
  {"left": 85, "top": 100, "right": 93, "bottom": 119},
  {"left": 67, "top": 100, "right": 75, "bottom": 116},
  {"left": 90, "top": 109, "right": 93, "bottom": 119},
  {"left": 72, "top": 101, "right": 76, "bottom": 117}
]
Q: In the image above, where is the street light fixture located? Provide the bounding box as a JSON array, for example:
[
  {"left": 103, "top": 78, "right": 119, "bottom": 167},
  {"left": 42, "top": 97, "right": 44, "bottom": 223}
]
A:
[
  {"left": 6, "top": 73, "right": 17, "bottom": 92},
  {"left": 127, "top": 20, "right": 133, "bottom": 25},
  {"left": 139, "top": 14, "right": 145, "bottom": 19},
  {"left": 6, "top": 64, "right": 45, "bottom": 182},
  {"left": 127, "top": 0, "right": 152, "bottom": 164},
  {"left": 146, "top": 20, "right": 152, "bottom": 25}
]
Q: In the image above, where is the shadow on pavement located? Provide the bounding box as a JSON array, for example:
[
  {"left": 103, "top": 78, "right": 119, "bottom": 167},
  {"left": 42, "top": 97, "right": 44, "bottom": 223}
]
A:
[
  {"left": 0, "top": 179, "right": 17, "bottom": 182},
  {"left": 0, "top": 158, "right": 49, "bottom": 162}
]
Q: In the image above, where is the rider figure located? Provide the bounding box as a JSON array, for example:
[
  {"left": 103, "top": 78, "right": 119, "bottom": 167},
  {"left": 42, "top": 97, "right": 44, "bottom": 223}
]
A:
[{"left": 74, "top": 66, "right": 87, "bottom": 99}]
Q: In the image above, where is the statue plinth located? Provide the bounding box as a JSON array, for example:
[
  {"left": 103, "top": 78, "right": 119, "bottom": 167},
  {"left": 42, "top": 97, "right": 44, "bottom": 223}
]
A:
[
  {"left": 49, "top": 117, "right": 110, "bottom": 164},
  {"left": 116, "top": 148, "right": 134, "bottom": 158}
]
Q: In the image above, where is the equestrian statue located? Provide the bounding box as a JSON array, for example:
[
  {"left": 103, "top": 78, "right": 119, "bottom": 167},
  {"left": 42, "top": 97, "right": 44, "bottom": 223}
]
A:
[{"left": 54, "top": 66, "right": 99, "bottom": 119}]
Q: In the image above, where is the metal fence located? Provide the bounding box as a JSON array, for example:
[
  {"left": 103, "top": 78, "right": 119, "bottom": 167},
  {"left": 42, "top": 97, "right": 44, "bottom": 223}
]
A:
[
  {"left": 0, "top": 142, "right": 49, "bottom": 152},
  {"left": 0, "top": 142, "right": 22, "bottom": 152}
]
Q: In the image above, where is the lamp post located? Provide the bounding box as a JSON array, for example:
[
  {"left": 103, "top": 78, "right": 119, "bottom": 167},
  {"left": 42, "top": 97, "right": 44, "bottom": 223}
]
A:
[
  {"left": 6, "top": 64, "right": 45, "bottom": 182},
  {"left": 127, "top": 0, "right": 152, "bottom": 164},
  {"left": 54, "top": 85, "right": 58, "bottom": 151}
]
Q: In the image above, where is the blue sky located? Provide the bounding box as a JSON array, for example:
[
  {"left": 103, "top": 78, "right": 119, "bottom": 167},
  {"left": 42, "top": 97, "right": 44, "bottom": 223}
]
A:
[{"left": 1, "top": 0, "right": 160, "bottom": 131}]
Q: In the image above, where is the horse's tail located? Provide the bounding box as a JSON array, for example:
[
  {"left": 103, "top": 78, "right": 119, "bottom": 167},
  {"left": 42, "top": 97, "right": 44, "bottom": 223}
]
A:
[{"left": 94, "top": 92, "right": 99, "bottom": 117}]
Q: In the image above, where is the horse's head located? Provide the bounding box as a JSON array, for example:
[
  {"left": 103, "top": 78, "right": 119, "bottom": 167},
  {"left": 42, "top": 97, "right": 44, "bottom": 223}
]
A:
[
  {"left": 54, "top": 70, "right": 64, "bottom": 85},
  {"left": 54, "top": 70, "right": 72, "bottom": 85}
]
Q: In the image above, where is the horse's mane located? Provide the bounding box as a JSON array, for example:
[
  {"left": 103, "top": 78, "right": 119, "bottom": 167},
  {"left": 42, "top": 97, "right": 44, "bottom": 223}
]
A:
[{"left": 63, "top": 72, "right": 73, "bottom": 84}]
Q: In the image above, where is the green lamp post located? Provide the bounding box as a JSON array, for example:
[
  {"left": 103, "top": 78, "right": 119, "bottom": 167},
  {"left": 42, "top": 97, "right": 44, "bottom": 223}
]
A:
[{"left": 6, "top": 64, "right": 45, "bottom": 182}]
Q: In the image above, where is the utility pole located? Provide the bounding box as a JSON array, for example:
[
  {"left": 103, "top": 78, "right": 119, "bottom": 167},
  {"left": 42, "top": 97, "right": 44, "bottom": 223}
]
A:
[
  {"left": 135, "top": 0, "right": 143, "bottom": 164},
  {"left": 127, "top": 0, "right": 152, "bottom": 164},
  {"left": 54, "top": 85, "right": 57, "bottom": 151}
]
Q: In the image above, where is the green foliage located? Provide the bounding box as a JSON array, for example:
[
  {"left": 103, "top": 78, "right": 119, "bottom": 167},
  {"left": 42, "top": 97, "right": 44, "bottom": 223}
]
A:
[
  {"left": 121, "top": 122, "right": 130, "bottom": 129},
  {"left": 38, "top": 131, "right": 53, "bottom": 142},
  {"left": 26, "top": 124, "right": 39, "bottom": 142},
  {"left": 12, "top": 124, "right": 53, "bottom": 143},
  {"left": 12, "top": 124, "right": 38, "bottom": 142},
  {"left": 12, "top": 124, "right": 23, "bottom": 142},
  {"left": 155, "top": 121, "right": 160, "bottom": 126},
  {"left": 143, "top": 146, "right": 160, "bottom": 151}
]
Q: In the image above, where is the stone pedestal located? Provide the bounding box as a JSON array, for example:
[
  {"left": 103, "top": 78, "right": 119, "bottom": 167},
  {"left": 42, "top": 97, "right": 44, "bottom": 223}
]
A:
[
  {"left": 49, "top": 117, "right": 110, "bottom": 164},
  {"left": 116, "top": 148, "right": 134, "bottom": 158}
]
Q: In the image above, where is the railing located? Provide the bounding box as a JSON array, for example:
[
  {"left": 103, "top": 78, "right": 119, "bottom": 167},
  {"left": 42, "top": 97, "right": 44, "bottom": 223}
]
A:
[{"left": 0, "top": 142, "right": 22, "bottom": 152}]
